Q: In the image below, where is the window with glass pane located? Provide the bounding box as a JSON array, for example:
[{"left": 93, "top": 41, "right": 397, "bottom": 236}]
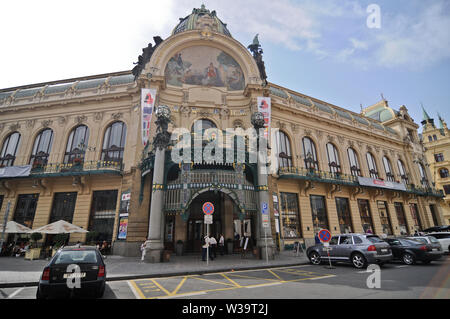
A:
[
  {"left": 394, "top": 202, "right": 408, "bottom": 235},
  {"left": 335, "top": 197, "right": 352, "bottom": 233},
  {"left": 64, "top": 125, "right": 89, "bottom": 164},
  {"left": 366, "top": 153, "right": 379, "bottom": 179},
  {"left": 382, "top": 156, "right": 395, "bottom": 182},
  {"left": 429, "top": 204, "right": 439, "bottom": 227},
  {"left": 191, "top": 119, "right": 217, "bottom": 132},
  {"left": 13, "top": 194, "right": 39, "bottom": 228},
  {"left": 303, "top": 137, "right": 318, "bottom": 170},
  {"left": 440, "top": 168, "right": 449, "bottom": 178},
  {"left": 444, "top": 185, "right": 450, "bottom": 195},
  {"left": 377, "top": 201, "right": 393, "bottom": 235},
  {"left": 89, "top": 190, "right": 118, "bottom": 242},
  {"left": 409, "top": 203, "right": 423, "bottom": 232},
  {"left": 347, "top": 148, "right": 361, "bottom": 176},
  {"left": 397, "top": 160, "right": 409, "bottom": 184},
  {"left": 279, "top": 193, "right": 301, "bottom": 238},
  {"left": 310, "top": 195, "right": 329, "bottom": 233},
  {"left": 357, "top": 199, "right": 374, "bottom": 233},
  {"left": 50, "top": 192, "right": 77, "bottom": 223},
  {"left": 435, "top": 153, "right": 444, "bottom": 162},
  {"left": 29, "top": 129, "right": 54, "bottom": 167},
  {"left": 417, "top": 163, "right": 429, "bottom": 187},
  {"left": 101, "top": 121, "right": 127, "bottom": 163},
  {"left": 326, "top": 143, "right": 341, "bottom": 174},
  {"left": 277, "top": 131, "right": 292, "bottom": 168},
  {"left": 0, "top": 132, "right": 21, "bottom": 167}
]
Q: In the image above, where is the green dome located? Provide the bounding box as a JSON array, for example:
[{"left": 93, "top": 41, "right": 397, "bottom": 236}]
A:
[
  {"left": 172, "top": 5, "right": 232, "bottom": 37},
  {"left": 365, "top": 106, "right": 396, "bottom": 122}
]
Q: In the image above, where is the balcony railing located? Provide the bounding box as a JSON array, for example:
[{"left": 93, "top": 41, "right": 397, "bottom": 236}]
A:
[{"left": 30, "top": 160, "right": 123, "bottom": 176}]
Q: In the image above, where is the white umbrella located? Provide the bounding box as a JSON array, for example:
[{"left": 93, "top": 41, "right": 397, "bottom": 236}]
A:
[
  {"left": 29, "top": 220, "right": 88, "bottom": 234},
  {"left": 0, "top": 221, "right": 32, "bottom": 233}
]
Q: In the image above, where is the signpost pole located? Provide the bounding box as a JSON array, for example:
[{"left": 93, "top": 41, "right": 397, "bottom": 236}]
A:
[
  {"left": 206, "top": 223, "right": 209, "bottom": 267},
  {"left": 265, "top": 227, "right": 268, "bottom": 264}
]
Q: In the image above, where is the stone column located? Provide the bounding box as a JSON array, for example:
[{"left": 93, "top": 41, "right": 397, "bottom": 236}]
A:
[
  {"left": 252, "top": 112, "right": 276, "bottom": 260},
  {"left": 145, "top": 105, "right": 171, "bottom": 263}
]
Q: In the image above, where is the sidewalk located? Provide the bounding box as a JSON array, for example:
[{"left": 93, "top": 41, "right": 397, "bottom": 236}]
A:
[{"left": 0, "top": 250, "right": 309, "bottom": 288}]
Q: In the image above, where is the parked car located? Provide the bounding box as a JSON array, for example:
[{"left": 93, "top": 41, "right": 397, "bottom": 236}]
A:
[
  {"left": 385, "top": 237, "right": 443, "bottom": 265},
  {"left": 36, "top": 246, "right": 106, "bottom": 299},
  {"left": 306, "top": 234, "right": 393, "bottom": 269},
  {"left": 425, "top": 232, "right": 450, "bottom": 253},
  {"left": 406, "top": 236, "right": 443, "bottom": 252},
  {"left": 423, "top": 225, "right": 450, "bottom": 232}
]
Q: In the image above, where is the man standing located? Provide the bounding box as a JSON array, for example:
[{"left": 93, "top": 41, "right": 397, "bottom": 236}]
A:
[
  {"left": 210, "top": 236, "right": 217, "bottom": 259},
  {"left": 140, "top": 241, "right": 147, "bottom": 262},
  {"left": 202, "top": 234, "right": 210, "bottom": 261},
  {"left": 219, "top": 234, "right": 225, "bottom": 255}
]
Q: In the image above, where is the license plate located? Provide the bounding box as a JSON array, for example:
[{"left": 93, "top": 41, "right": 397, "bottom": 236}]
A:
[
  {"left": 381, "top": 249, "right": 388, "bottom": 253},
  {"left": 432, "top": 248, "right": 438, "bottom": 251},
  {"left": 63, "top": 272, "right": 86, "bottom": 279}
]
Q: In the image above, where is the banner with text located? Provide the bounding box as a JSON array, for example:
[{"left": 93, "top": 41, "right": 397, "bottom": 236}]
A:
[
  {"left": 357, "top": 176, "right": 407, "bottom": 191},
  {"left": 257, "top": 97, "right": 271, "bottom": 140},
  {"left": 141, "top": 88, "right": 157, "bottom": 147}
]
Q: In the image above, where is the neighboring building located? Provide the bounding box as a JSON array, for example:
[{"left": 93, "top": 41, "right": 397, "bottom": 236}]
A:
[
  {"left": 421, "top": 109, "right": 450, "bottom": 225},
  {"left": 0, "top": 6, "right": 445, "bottom": 260}
]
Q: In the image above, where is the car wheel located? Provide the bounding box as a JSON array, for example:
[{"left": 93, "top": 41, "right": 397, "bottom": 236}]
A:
[
  {"left": 351, "top": 253, "right": 367, "bottom": 269},
  {"left": 309, "top": 251, "right": 321, "bottom": 265},
  {"left": 402, "top": 253, "right": 415, "bottom": 265}
]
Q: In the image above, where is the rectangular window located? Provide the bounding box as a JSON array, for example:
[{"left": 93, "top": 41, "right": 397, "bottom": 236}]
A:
[
  {"left": 280, "top": 193, "right": 302, "bottom": 238},
  {"left": 50, "top": 192, "right": 77, "bottom": 224},
  {"left": 335, "top": 197, "right": 353, "bottom": 234},
  {"left": 377, "top": 201, "right": 393, "bottom": 235},
  {"left": 357, "top": 199, "right": 374, "bottom": 234},
  {"left": 13, "top": 194, "right": 39, "bottom": 228},
  {"left": 89, "top": 190, "right": 118, "bottom": 243},
  {"left": 409, "top": 203, "right": 423, "bottom": 232},
  {"left": 443, "top": 185, "right": 450, "bottom": 195},
  {"left": 394, "top": 202, "right": 408, "bottom": 235},
  {"left": 435, "top": 153, "right": 444, "bottom": 162},
  {"left": 429, "top": 204, "right": 439, "bottom": 226},
  {"left": 310, "top": 195, "right": 329, "bottom": 234}
]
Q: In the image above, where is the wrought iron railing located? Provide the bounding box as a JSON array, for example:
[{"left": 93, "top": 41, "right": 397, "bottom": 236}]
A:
[{"left": 30, "top": 160, "right": 123, "bottom": 175}]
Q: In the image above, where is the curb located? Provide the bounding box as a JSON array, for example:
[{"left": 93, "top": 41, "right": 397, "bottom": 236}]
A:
[{"left": 0, "top": 260, "right": 310, "bottom": 289}]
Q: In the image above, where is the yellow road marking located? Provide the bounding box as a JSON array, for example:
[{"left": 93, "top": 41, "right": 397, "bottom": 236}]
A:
[
  {"left": 129, "top": 280, "right": 146, "bottom": 299},
  {"left": 171, "top": 276, "right": 188, "bottom": 295},
  {"left": 221, "top": 273, "right": 243, "bottom": 287},
  {"left": 150, "top": 279, "right": 172, "bottom": 296},
  {"left": 267, "top": 269, "right": 284, "bottom": 281},
  {"left": 189, "top": 275, "right": 236, "bottom": 287},
  {"left": 226, "top": 273, "right": 279, "bottom": 282}
]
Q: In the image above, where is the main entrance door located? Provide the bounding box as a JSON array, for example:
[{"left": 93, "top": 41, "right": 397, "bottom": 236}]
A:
[{"left": 186, "top": 192, "right": 222, "bottom": 253}]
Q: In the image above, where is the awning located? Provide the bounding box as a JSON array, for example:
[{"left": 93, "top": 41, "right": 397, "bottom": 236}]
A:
[{"left": 0, "top": 165, "right": 32, "bottom": 178}]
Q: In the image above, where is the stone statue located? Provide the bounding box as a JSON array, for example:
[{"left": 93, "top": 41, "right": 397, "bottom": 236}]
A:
[
  {"left": 132, "top": 36, "right": 164, "bottom": 79},
  {"left": 247, "top": 34, "right": 268, "bottom": 86}
]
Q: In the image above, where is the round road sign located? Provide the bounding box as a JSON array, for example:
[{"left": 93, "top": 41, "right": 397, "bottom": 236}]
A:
[
  {"left": 202, "top": 202, "right": 214, "bottom": 215},
  {"left": 318, "top": 229, "right": 331, "bottom": 243}
]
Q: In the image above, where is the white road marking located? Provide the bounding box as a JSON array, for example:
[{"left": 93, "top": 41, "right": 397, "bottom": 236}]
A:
[
  {"left": 7, "top": 288, "right": 24, "bottom": 299},
  {"left": 127, "top": 281, "right": 142, "bottom": 299}
]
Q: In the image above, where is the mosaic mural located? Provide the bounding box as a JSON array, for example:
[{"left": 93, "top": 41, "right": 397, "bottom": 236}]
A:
[{"left": 165, "top": 46, "right": 245, "bottom": 91}]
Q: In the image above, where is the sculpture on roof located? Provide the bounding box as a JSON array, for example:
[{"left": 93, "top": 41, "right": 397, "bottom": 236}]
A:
[
  {"left": 247, "top": 34, "right": 268, "bottom": 86},
  {"left": 132, "top": 36, "right": 164, "bottom": 80}
]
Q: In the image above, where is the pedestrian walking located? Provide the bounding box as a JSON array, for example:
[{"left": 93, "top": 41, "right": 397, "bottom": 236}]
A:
[
  {"left": 219, "top": 234, "right": 225, "bottom": 256},
  {"left": 210, "top": 236, "right": 217, "bottom": 259},
  {"left": 140, "top": 241, "right": 147, "bottom": 261},
  {"left": 314, "top": 233, "right": 320, "bottom": 244}
]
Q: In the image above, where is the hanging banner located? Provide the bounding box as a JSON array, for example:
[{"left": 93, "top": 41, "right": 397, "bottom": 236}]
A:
[
  {"left": 141, "top": 88, "right": 157, "bottom": 146},
  {"left": 357, "top": 176, "right": 407, "bottom": 191},
  {"left": 257, "top": 97, "right": 271, "bottom": 140}
]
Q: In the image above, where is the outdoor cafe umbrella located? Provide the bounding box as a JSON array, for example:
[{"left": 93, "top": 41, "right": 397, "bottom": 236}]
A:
[
  {"left": 28, "top": 220, "right": 89, "bottom": 234},
  {"left": 0, "top": 221, "right": 32, "bottom": 233}
]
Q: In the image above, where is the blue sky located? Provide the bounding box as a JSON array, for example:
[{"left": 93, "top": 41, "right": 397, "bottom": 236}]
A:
[{"left": 1, "top": 0, "right": 449, "bottom": 132}]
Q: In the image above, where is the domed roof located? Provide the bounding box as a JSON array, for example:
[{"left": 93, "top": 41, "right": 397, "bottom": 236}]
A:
[{"left": 172, "top": 5, "right": 232, "bottom": 37}]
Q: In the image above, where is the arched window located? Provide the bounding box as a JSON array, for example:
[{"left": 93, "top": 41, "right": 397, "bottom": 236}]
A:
[
  {"left": 347, "top": 148, "right": 361, "bottom": 177},
  {"left": 64, "top": 125, "right": 89, "bottom": 164},
  {"left": 29, "top": 129, "right": 54, "bottom": 167},
  {"left": 382, "top": 156, "right": 395, "bottom": 182},
  {"left": 439, "top": 168, "right": 449, "bottom": 178},
  {"left": 0, "top": 132, "right": 21, "bottom": 167},
  {"left": 277, "top": 131, "right": 292, "bottom": 168},
  {"left": 418, "top": 163, "right": 429, "bottom": 187},
  {"left": 326, "top": 143, "right": 341, "bottom": 174},
  {"left": 397, "top": 159, "right": 409, "bottom": 184},
  {"left": 191, "top": 119, "right": 217, "bottom": 132},
  {"left": 101, "top": 122, "right": 127, "bottom": 163},
  {"left": 428, "top": 136, "right": 432, "bottom": 142},
  {"left": 302, "top": 137, "right": 318, "bottom": 170},
  {"left": 366, "top": 152, "right": 379, "bottom": 179},
  {"left": 433, "top": 135, "right": 437, "bottom": 141}
]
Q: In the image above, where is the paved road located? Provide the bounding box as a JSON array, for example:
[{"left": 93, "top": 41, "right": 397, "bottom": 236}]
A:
[{"left": 1, "top": 256, "right": 449, "bottom": 299}]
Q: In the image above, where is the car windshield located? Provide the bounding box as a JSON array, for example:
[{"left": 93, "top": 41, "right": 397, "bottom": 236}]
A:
[
  {"left": 411, "top": 238, "right": 427, "bottom": 244},
  {"left": 366, "top": 236, "right": 384, "bottom": 243},
  {"left": 53, "top": 250, "right": 98, "bottom": 264},
  {"left": 400, "top": 239, "right": 422, "bottom": 246},
  {"left": 427, "top": 236, "right": 439, "bottom": 243}
]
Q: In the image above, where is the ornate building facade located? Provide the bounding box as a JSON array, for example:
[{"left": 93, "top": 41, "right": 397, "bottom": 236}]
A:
[{"left": 0, "top": 6, "right": 445, "bottom": 261}]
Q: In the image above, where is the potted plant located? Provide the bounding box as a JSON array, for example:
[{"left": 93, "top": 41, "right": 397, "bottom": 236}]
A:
[
  {"left": 226, "top": 238, "right": 234, "bottom": 255},
  {"left": 175, "top": 240, "right": 184, "bottom": 256},
  {"left": 26, "top": 233, "right": 43, "bottom": 260}
]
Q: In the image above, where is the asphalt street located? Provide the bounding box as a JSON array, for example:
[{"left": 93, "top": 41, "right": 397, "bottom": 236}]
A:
[{"left": 1, "top": 256, "right": 449, "bottom": 299}]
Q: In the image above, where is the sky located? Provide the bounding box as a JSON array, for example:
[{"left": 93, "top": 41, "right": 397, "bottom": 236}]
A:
[{"left": 1, "top": 0, "right": 449, "bottom": 133}]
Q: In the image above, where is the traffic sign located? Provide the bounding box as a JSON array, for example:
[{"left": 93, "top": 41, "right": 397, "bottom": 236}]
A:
[
  {"left": 204, "top": 215, "right": 213, "bottom": 224},
  {"left": 318, "top": 229, "right": 331, "bottom": 243},
  {"left": 202, "top": 202, "right": 214, "bottom": 215}
]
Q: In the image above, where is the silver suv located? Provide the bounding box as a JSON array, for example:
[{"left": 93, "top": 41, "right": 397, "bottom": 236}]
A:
[{"left": 306, "top": 234, "right": 393, "bottom": 269}]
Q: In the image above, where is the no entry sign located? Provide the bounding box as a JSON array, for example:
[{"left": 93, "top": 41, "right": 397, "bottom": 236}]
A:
[
  {"left": 318, "top": 229, "right": 331, "bottom": 243},
  {"left": 202, "top": 202, "right": 214, "bottom": 215}
]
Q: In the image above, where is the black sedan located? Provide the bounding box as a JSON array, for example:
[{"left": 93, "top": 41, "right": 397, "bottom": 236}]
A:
[
  {"left": 36, "top": 246, "right": 106, "bottom": 299},
  {"left": 385, "top": 238, "right": 444, "bottom": 265}
]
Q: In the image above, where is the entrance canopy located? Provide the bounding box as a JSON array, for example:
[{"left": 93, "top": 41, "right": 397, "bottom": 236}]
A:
[{"left": 0, "top": 221, "right": 32, "bottom": 233}]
